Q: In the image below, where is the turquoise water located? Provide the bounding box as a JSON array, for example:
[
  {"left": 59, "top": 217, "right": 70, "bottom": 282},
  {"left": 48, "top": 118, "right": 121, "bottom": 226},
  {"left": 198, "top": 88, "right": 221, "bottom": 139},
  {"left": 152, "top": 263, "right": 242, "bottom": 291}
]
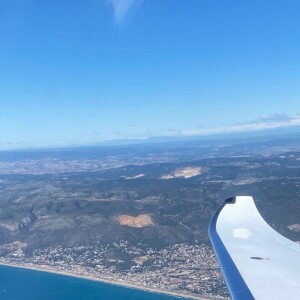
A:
[{"left": 0, "top": 265, "right": 188, "bottom": 300}]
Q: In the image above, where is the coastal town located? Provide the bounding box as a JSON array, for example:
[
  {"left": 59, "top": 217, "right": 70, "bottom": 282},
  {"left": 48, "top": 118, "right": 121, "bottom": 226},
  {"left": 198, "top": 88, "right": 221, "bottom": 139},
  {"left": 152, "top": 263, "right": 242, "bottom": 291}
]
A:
[{"left": 0, "top": 242, "right": 227, "bottom": 299}]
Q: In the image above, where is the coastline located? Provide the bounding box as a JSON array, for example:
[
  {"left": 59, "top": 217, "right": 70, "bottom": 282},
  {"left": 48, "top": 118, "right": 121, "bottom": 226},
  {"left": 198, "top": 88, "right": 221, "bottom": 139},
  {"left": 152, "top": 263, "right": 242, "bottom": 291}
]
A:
[{"left": 0, "top": 262, "right": 221, "bottom": 300}]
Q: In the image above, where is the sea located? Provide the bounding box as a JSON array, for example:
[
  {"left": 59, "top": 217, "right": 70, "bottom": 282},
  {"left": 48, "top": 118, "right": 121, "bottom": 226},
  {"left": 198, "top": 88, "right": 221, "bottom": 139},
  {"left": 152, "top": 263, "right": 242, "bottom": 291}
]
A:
[{"left": 0, "top": 265, "right": 190, "bottom": 300}]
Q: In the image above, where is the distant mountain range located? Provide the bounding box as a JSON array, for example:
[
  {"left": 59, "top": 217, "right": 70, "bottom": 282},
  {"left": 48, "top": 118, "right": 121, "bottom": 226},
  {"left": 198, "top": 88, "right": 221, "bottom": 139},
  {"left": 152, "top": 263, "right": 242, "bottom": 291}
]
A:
[{"left": 95, "top": 125, "right": 300, "bottom": 147}]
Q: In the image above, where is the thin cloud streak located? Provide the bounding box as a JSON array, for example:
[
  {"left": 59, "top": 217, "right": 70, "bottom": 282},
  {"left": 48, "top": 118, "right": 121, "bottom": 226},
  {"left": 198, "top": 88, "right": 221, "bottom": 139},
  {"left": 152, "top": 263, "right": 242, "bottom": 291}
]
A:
[{"left": 182, "top": 115, "right": 300, "bottom": 136}]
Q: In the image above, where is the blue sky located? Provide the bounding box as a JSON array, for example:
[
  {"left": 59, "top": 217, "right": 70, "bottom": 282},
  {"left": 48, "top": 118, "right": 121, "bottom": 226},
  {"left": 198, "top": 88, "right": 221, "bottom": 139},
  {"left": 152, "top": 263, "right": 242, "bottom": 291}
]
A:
[{"left": 1, "top": 0, "right": 300, "bottom": 149}]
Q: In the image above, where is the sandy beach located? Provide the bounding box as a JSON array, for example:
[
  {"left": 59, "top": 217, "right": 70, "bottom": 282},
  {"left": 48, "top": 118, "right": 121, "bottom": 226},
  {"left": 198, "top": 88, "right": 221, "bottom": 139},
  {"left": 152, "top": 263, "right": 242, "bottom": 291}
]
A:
[{"left": 0, "top": 262, "right": 221, "bottom": 300}]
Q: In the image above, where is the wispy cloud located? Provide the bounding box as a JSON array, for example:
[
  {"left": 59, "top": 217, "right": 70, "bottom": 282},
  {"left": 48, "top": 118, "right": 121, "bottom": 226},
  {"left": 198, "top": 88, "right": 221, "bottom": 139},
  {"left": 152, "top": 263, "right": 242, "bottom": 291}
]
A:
[
  {"left": 104, "top": 114, "right": 300, "bottom": 140},
  {"left": 182, "top": 114, "right": 300, "bottom": 136},
  {"left": 106, "top": 0, "right": 141, "bottom": 25},
  {"left": 257, "top": 112, "right": 295, "bottom": 122}
]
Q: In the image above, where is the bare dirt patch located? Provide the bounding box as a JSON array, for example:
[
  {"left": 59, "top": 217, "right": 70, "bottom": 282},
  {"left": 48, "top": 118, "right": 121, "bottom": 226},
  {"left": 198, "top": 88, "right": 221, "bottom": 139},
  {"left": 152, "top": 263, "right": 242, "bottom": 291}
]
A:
[
  {"left": 118, "top": 214, "right": 154, "bottom": 227},
  {"left": 160, "top": 167, "right": 201, "bottom": 179}
]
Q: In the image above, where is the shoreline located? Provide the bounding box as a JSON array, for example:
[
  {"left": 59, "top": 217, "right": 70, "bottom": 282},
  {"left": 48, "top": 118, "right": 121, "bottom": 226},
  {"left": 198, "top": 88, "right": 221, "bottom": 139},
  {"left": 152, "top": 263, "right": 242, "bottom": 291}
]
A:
[{"left": 0, "top": 262, "right": 221, "bottom": 300}]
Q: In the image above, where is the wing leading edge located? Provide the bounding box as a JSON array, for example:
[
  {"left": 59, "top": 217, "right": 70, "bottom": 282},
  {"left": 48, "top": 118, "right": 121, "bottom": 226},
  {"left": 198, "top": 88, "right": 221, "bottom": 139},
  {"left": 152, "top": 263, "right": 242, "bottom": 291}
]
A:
[{"left": 209, "top": 196, "right": 300, "bottom": 300}]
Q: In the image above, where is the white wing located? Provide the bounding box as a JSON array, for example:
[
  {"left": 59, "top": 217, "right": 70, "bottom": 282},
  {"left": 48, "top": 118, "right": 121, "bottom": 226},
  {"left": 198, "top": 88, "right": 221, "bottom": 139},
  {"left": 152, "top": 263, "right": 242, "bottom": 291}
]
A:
[{"left": 209, "top": 196, "right": 300, "bottom": 300}]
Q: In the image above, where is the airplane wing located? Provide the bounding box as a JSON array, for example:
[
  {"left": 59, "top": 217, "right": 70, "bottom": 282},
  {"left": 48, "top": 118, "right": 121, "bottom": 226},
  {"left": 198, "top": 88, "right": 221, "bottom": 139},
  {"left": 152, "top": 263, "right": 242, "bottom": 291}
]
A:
[{"left": 209, "top": 196, "right": 300, "bottom": 300}]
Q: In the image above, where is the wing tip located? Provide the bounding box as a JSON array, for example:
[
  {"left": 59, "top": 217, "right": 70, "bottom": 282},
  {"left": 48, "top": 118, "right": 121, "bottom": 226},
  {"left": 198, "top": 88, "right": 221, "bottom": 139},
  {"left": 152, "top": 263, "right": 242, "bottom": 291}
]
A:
[
  {"left": 224, "top": 196, "right": 236, "bottom": 204},
  {"left": 209, "top": 196, "right": 255, "bottom": 239},
  {"left": 208, "top": 196, "right": 255, "bottom": 300}
]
